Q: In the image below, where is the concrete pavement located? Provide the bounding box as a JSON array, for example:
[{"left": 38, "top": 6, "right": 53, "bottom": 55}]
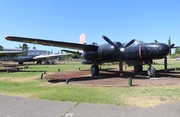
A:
[{"left": 0, "top": 95, "right": 180, "bottom": 117}]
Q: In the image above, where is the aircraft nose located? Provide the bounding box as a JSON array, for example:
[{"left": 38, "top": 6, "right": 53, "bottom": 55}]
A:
[
  {"left": 153, "top": 43, "right": 169, "bottom": 58},
  {"left": 160, "top": 43, "right": 169, "bottom": 56}
]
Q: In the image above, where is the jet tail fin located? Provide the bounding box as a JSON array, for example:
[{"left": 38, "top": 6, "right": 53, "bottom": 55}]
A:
[
  {"left": 79, "top": 33, "right": 86, "bottom": 53},
  {"left": 0, "top": 45, "right": 3, "bottom": 51},
  {"left": 22, "top": 43, "right": 28, "bottom": 56}
]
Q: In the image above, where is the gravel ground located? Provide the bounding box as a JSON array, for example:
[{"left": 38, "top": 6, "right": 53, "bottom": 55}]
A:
[{"left": 44, "top": 69, "right": 180, "bottom": 86}]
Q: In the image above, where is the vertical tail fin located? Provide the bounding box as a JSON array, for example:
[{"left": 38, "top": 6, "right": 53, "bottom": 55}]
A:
[
  {"left": 79, "top": 33, "right": 86, "bottom": 44},
  {"left": 79, "top": 33, "right": 86, "bottom": 53},
  {"left": 22, "top": 43, "right": 28, "bottom": 56},
  {"left": 0, "top": 45, "right": 3, "bottom": 51}
]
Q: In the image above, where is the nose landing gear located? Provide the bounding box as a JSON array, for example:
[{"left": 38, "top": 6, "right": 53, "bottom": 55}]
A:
[
  {"left": 147, "top": 66, "right": 156, "bottom": 77},
  {"left": 147, "top": 59, "right": 156, "bottom": 77}
]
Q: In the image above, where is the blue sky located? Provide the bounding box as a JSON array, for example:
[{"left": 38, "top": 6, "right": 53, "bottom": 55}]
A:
[{"left": 1, "top": 0, "right": 180, "bottom": 53}]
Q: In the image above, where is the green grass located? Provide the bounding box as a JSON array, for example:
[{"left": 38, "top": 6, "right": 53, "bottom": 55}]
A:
[
  {"left": 0, "top": 80, "right": 180, "bottom": 107},
  {"left": 0, "top": 60, "right": 180, "bottom": 107},
  {"left": 0, "top": 63, "right": 91, "bottom": 78}
]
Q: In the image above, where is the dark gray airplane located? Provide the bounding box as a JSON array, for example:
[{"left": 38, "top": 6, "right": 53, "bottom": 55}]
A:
[{"left": 5, "top": 35, "right": 176, "bottom": 77}]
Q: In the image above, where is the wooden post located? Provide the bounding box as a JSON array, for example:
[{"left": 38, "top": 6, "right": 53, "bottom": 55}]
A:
[{"left": 40, "top": 73, "right": 43, "bottom": 79}]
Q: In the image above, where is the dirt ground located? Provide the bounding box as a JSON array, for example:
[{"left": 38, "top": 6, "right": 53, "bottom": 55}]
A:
[{"left": 44, "top": 69, "right": 180, "bottom": 87}]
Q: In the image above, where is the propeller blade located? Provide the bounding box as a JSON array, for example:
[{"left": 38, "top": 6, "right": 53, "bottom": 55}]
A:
[
  {"left": 119, "top": 53, "right": 123, "bottom": 76},
  {"left": 164, "top": 56, "right": 167, "bottom": 71},
  {"left": 154, "top": 40, "right": 158, "bottom": 43},
  {"left": 102, "top": 35, "right": 124, "bottom": 77},
  {"left": 102, "top": 35, "right": 119, "bottom": 49},
  {"left": 124, "top": 39, "right": 135, "bottom": 48}
]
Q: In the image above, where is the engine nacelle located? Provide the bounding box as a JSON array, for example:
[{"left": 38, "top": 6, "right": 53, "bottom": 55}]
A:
[
  {"left": 81, "top": 60, "right": 93, "bottom": 64},
  {"left": 81, "top": 51, "right": 99, "bottom": 60},
  {"left": 98, "top": 43, "right": 118, "bottom": 59}
]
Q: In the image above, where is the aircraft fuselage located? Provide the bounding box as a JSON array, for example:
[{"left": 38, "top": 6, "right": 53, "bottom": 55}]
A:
[
  {"left": 1, "top": 49, "right": 50, "bottom": 63},
  {"left": 81, "top": 42, "right": 169, "bottom": 64}
]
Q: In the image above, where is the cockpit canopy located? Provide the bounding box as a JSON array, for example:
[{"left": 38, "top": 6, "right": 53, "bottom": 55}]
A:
[{"left": 122, "top": 40, "right": 144, "bottom": 47}]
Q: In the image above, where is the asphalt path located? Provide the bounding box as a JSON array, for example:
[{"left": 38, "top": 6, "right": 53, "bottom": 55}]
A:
[{"left": 0, "top": 95, "right": 180, "bottom": 117}]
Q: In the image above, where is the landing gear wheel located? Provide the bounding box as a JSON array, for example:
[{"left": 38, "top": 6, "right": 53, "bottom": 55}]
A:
[
  {"left": 91, "top": 65, "right": 99, "bottom": 76},
  {"left": 37, "top": 60, "right": 42, "bottom": 65},
  {"left": 147, "top": 66, "right": 156, "bottom": 77},
  {"left": 19, "top": 62, "right": 23, "bottom": 65}
]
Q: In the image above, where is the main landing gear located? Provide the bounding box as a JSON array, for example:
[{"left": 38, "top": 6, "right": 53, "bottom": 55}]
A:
[
  {"left": 90, "top": 63, "right": 156, "bottom": 77},
  {"left": 134, "top": 64, "right": 156, "bottom": 77},
  {"left": 134, "top": 65, "right": 143, "bottom": 73},
  {"left": 19, "top": 62, "right": 23, "bottom": 65},
  {"left": 37, "top": 60, "right": 42, "bottom": 65},
  {"left": 91, "top": 64, "right": 99, "bottom": 76}
]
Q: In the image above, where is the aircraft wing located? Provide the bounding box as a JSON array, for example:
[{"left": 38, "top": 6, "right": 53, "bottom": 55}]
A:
[
  {"left": 61, "top": 49, "right": 81, "bottom": 54},
  {"left": 6, "top": 36, "right": 98, "bottom": 51},
  {"left": 0, "top": 51, "right": 23, "bottom": 57},
  {"left": 33, "top": 53, "right": 71, "bottom": 59}
]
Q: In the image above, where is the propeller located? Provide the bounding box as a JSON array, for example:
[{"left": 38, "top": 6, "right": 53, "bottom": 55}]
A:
[
  {"left": 164, "top": 45, "right": 173, "bottom": 72},
  {"left": 164, "top": 43, "right": 175, "bottom": 71},
  {"left": 153, "top": 39, "right": 175, "bottom": 71},
  {"left": 170, "top": 44, "right": 175, "bottom": 48},
  {"left": 102, "top": 35, "right": 135, "bottom": 76},
  {"left": 164, "top": 56, "right": 167, "bottom": 71},
  {"left": 124, "top": 39, "right": 136, "bottom": 48}
]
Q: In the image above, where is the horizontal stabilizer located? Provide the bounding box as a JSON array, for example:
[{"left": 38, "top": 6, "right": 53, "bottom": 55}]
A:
[{"left": 0, "top": 51, "right": 23, "bottom": 57}]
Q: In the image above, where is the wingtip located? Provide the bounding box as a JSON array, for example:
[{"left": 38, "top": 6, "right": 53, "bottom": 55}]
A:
[
  {"left": 102, "top": 35, "right": 105, "bottom": 39},
  {"left": 5, "top": 36, "right": 12, "bottom": 40}
]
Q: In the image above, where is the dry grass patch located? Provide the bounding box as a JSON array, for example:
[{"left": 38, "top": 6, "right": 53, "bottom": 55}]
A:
[
  {"left": 0, "top": 76, "right": 38, "bottom": 82},
  {"left": 125, "top": 96, "right": 178, "bottom": 107}
]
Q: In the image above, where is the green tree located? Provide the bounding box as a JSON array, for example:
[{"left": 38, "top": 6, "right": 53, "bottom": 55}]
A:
[
  {"left": 175, "top": 48, "right": 180, "bottom": 54},
  {"left": 15, "top": 44, "right": 30, "bottom": 49},
  {"left": 15, "top": 44, "right": 22, "bottom": 49},
  {"left": 71, "top": 53, "right": 80, "bottom": 59}
]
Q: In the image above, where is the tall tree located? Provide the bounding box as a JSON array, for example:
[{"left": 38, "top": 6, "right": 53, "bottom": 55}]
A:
[
  {"left": 168, "top": 36, "right": 171, "bottom": 55},
  {"left": 15, "top": 44, "right": 22, "bottom": 49},
  {"left": 15, "top": 44, "right": 30, "bottom": 49},
  {"left": 175, "top": 48, "right": 180, "bottom": 54}
]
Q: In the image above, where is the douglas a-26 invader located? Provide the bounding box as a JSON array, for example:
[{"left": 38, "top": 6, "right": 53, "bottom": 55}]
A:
[{"left": 5, "top": 34, "right": 174, "bottom": 77}]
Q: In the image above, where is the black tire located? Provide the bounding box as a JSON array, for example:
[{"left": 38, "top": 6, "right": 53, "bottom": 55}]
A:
[
  {"left": 147, "top": 66, "right": 156, "bottom": 77},
  {"left": 19, "top": 62, "right": 23, "bottom": 65},
  {"left": 37, "top": 60, "right": 42, "bottom": 65},
  {"left": 91, "top": 65, "right": 99, "bottom": 76}
]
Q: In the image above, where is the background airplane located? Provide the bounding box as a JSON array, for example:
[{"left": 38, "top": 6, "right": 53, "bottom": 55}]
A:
[
  {"left": 1, "top": 45, "right": 71, "bottom": 65},
  {"left": 5, "top": 34, "right": 176, "bottom": 77},
  {"left": 0, "top": 44, "right": 28, "bottom": 58}
]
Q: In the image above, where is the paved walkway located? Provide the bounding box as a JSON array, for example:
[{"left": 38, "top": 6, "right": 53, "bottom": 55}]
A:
[{"left": 0, "top": 95, "right": 180, "bottom": 117}]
